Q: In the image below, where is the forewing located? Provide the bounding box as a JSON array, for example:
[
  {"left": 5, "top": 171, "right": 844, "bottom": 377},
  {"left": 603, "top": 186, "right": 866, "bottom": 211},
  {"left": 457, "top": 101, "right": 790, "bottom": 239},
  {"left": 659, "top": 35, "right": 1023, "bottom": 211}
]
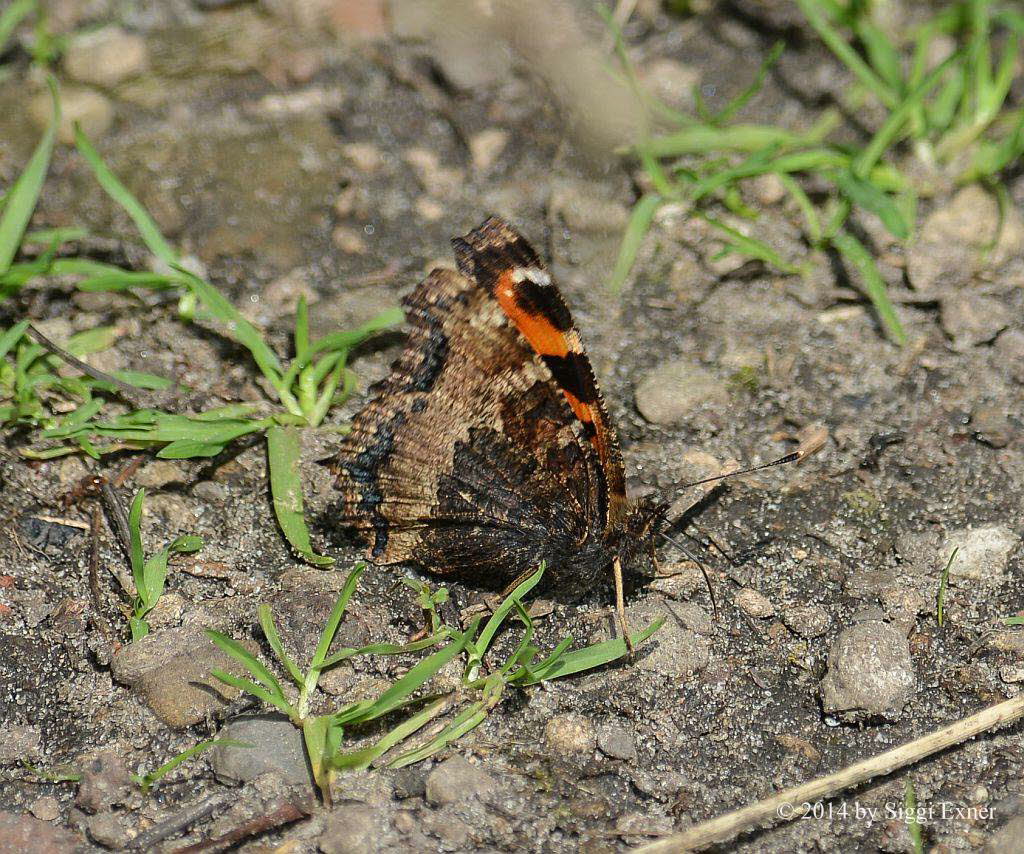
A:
[
  {"left": 331, "top": 267, "right": 605, "bottom": 585},
  {"left": 452, "top": 216, "right": 628, "bottom": 526}
]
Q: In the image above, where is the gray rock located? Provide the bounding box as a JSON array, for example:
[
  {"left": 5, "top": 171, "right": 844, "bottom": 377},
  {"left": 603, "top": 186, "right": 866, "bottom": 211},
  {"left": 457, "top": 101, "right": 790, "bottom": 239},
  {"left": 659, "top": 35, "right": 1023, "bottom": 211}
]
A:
[
  {"left": 111, "top": 627, "right": 258, "bottom": 728},
  {"left": 820, "top": 621, "right": 915, "bottom": 720},
  {"left": 544, "top": 714, "right": 597, "bottom": 755},
  {"left": 424, "top": 755, "right": 496, "bottom": 806},
  {"left": 635, "top": 361, "right": 727, "bottom": 425},
  {"left": 782, "top": 604, "right": 832, "bottom": 638},
  {"left": 597, "top": 725, "right": 636, "bottom": 761},
  {"left": 942, "top": 526, "right": 1019, "bottom": 585},
  {"left": 0, "top": 811, "right": 79, "bottom": 853},
  {"left": 940, "top": 294, "right": 1008, "bottom": 350},
  {"left": 667, "top": 601, "right": 713, "bottom": 635},
  {"left": 193, "top": 480, "right": 229, "bottom": 504},
  {"left": 392, "top": 767, "right": 427, "bottom": 799},
  {"left": 75, "top": 750, "right": 132, "bottom": 814},
  {"left": 319, "top": 801, "right": 381, "bottom": 854},
  {"left": 212, "top": 714, "right": 313, "bottom": 788},
  {"left": 64, "top": 26, "right": 149, "bottom": 87}
]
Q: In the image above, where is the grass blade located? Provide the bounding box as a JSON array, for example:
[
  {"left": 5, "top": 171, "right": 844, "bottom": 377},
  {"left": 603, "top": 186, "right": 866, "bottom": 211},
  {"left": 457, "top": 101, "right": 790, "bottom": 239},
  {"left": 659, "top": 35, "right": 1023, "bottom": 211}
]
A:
[
  {"left": 834, "top": 169, "right": 910, "bottom": 240},
  {"left": 0, "top": 320, "right": 30, "bottom": 360},
  {"left": 266, "top": 424, "right": 333, "bottom": 566},
  {"left": 258, "top": 605, "right": 304, "bottom": 688},
  {"left": 0, "top": 76, "right": 59, "bottom": 275},
  {"left": 208, "top": 668, "right": 293, "bottom": 717},
  {"left": 310, "top": 564, "right": 367, "bottom": 672},
  {"left": 127, "top": 489, "right": 146, "bottom": 592},
  {"left": 476, "top": 565, "right": 545, "bottom": 656},
  {"left": 700, "top": 214, "right": 802, "bottom": 274},
  {"left": 171, "top": 267, "right": 284, "bottom": 386},
  {"left": 205, "top": 630, "right": 286, "bottom": 701},
  {"left": 830, "top": 230, "right": 907, "bottom": 345},
  {"left": 515, "top": 616, "right": 665, "bottom": 685},
  {"left": 609, "top": 193, "right": 661, "bottom": 294},
  {"left": 74, "top": 125, "right": 178, "bottom": 265},
  {"left": 337, "top": 623, "right": 477, "bottom": 726},
  {"left": 332, "top": 696, "right": 450, "bottom": 771}
]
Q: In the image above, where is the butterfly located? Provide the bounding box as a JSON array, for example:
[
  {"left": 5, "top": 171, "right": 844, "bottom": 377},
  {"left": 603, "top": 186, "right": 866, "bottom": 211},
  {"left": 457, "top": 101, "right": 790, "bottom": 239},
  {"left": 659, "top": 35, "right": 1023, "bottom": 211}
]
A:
[{"left": 331, "top": 216, "right": 668, "bottom": 648}]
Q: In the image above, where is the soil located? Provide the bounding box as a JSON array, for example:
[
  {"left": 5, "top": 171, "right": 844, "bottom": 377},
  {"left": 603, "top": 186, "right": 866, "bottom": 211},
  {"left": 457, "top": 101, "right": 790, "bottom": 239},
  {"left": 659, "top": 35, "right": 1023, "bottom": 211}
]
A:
[{"left": 1, "top": 2, "right": 1022, "bottom": 852}]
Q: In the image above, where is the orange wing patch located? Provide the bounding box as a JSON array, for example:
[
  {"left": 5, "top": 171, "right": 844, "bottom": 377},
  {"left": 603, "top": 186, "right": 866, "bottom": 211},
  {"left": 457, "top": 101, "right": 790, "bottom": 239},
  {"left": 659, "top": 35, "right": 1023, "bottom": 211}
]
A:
[{"left": 453, "top": 218, "right": 628, "bottom": 526}]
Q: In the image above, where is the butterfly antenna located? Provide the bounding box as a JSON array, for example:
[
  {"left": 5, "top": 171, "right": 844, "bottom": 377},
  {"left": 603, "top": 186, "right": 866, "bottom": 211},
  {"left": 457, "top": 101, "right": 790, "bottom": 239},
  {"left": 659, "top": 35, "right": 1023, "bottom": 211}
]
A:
[
  {"left": 678, "top": 451, "right": 800, "bottom": 490},
  {"left": 658, "top": 532, "right": 719, "bottom": 621}
]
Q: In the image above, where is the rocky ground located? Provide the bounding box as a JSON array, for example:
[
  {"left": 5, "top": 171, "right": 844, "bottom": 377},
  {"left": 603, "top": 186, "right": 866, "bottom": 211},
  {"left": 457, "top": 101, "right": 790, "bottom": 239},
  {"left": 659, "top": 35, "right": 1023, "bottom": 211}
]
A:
[{"left": 1, "top": 1, "right": 1022, "bottom": 852}]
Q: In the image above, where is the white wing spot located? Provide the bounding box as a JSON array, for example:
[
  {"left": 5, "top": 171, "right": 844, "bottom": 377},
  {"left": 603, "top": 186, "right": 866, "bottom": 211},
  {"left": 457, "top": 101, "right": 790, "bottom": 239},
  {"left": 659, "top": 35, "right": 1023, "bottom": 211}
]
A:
[{"left": 511, "top": 267, "right": 552, "bottom": 286}]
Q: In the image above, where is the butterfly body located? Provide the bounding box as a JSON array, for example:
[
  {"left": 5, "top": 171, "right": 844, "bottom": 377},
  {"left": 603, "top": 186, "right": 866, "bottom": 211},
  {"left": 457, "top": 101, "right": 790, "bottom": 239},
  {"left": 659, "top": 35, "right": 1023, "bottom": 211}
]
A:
[{"left": 332, "top": 217, "right": 664, "bottom": 597}]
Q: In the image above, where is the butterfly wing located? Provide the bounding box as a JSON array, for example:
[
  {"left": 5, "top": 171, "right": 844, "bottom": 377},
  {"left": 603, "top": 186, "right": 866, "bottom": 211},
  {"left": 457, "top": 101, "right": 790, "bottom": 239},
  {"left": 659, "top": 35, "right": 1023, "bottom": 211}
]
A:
[
  {"left": 452, "top": 216, "right": 629, "bottom": 528},
  {"left": 331, "top": 262, "right": 610, "bottom": 587}
]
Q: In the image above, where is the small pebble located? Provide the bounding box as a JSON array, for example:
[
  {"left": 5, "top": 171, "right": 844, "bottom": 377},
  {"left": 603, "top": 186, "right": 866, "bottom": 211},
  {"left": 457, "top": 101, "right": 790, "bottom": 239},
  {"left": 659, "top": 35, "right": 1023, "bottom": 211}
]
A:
[
  {"left": 29, "top": 796, "right": 60, "bottom": 822},
  {"left": 820, "top": 621, "right": 916, "bottom": 720},
  {"left": 544, "top": 714, "right": 596, "bottom": 755},
  {"left": 424, "top": 755, "right": 495, "bottom": 806},
  {"left": 735, "top": 588, "right": 774, "bottom": 618},
  {"left": 942, "top": 525, "right": 1019, "bottom": 585},
  {"left": 635, "top": 361, "right": 727, "bottom": 425},
  {"left": 597, "top": 725, "right": 636, "bottom": 761},
  {"left": 782, "top": 604, "right": 831, "bottom": 637}
]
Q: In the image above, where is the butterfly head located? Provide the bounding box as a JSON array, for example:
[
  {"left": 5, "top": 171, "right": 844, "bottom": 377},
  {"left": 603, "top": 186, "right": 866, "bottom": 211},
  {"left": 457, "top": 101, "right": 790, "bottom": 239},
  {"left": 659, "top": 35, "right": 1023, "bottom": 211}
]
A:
[{"left": 610, "top": 497, "right": 669, "bottom": 568}]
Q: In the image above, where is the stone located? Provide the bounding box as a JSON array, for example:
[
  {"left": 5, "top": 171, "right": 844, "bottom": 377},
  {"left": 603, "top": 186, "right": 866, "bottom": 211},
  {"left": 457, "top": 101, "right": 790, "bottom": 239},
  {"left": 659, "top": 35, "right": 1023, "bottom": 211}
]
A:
[
  {"left": 332, "top": 225, "right": 368, "bottom": 254},
  {"left": 193, "top": 481, "right": 228, "bottom": 504},
  {"left": 782, "top": 604, "right": 831, "bottom": 638},
  {"left": 942, "top": 526, "right": 1018, "bottom": 585},
  {"left": 0, "top": 724, "right": 41, "bottom": 762},
  {"left": 29, "top": 86, "right": 114, "bottom": 144},
  {"left": 639, "top": 57, "right": 700, "bottom": 108},
  {"left": 86, "top": 811, "right": 130, "bottom": 849},
  {"left": 597, "top": 725, "right": 636, "bottom": 761},
  {"left": 994, "top": 328, "right": 1024, "bottom": 384},
  {"left": 0, "top": 812, "right": 79, "bottom": 853},
  {"left": 319, "top": 801, "right": 380, "bottom": 854},
  {"left": 212, "top": 714, "right": 313, "bottom": 788},
  {"left": 735, "top": 588, "right": 774, "bottom": 618},
  {"left": 404, "top": 148, "right": 463, "bottom": 198},
  {"left": 64, "top": 26, "right": 148, "bottom": 87},
  {"left": 341, "top": 142, "right": 384, "bottom": 174},
  {"left": 634, "top": 361, "right": 727, "bottom": 425},
  {"left": 940, "top": 294, "right": 1008, "bottom": 350},
  {"left": 907, "top": 186, "right": 999, "bottom": 294},
  {"left": 985, "top": 815, "right": 1024, "bottom": 854},
  {"left": 29, "top": 796, "right": 60, "bottom": 822},
  {"left": 544, "top": 714, "right": 596, "bottom": 755},
  {"left": 111, "top": 627, "right": 258, "bottom": 728},
  {"left": 468, "top": 128, "right": 509, "bottom": 174},
  {"left": 820, "top": 621, "right": 916, "bottom": 720},
  {"left": 635, "top": 606, "right": 710, "bottom": 678},
  {"left": 549, "top": 180, "right": 630, "bottom": 234},
  {"left": 424, "top": 755, "right": 496, "bottom": 806},
  {"left": 75, "top": 750, "right": 132, "bottom": 814},
  {"left": 972, "top": 405, "right": 1015, "bottom": 448},
  {"left": 136, "top": 460, "right": 187, "bottom": 488}
]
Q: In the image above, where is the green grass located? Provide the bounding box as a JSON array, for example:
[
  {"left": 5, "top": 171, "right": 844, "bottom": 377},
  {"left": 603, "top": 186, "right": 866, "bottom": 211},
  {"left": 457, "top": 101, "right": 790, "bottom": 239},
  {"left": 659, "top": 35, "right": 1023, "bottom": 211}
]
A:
[
  {"left": 208, "top": 562, "right": 663, "bottom": 802},
  {"left": 610, "top": 1, "right": 1024, "bottom": 346},
  {"left": 126, "top": 488, "right": 204, "bottom": 641},
  {"left": 0, "top": 84, "right": 401, "bottom": 565},
  {"left": 905, "top": 778, "right": 925, "bottom": 854}
]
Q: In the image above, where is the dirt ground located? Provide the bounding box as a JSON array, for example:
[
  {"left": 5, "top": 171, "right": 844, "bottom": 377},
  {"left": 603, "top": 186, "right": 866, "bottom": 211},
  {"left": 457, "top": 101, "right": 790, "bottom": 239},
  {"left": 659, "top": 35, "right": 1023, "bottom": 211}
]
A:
[{"left": 1, "top": 1, "right": 1022, "bottom": 852}]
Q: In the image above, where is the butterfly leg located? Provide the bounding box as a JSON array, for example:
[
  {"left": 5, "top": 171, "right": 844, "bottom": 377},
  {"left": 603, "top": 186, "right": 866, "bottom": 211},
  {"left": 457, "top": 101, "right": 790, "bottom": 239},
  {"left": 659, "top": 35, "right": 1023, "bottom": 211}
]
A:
[{"left": 612, "top": 556, "right": 635, "bottom": 658}]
